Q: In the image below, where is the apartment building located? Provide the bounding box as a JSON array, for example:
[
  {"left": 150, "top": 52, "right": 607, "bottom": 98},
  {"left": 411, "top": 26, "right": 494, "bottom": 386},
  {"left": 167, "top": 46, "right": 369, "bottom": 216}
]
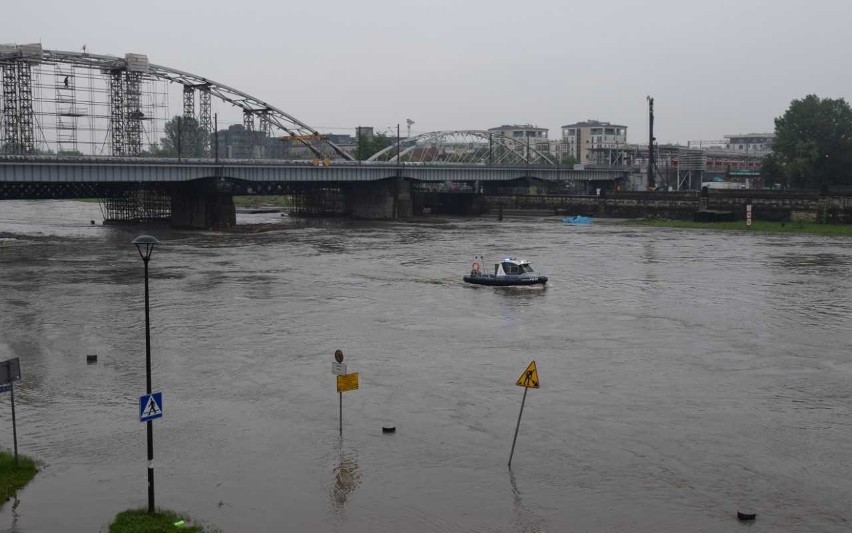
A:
[{"left": 560, "top": 120, "right": 628, "bottom": 163}]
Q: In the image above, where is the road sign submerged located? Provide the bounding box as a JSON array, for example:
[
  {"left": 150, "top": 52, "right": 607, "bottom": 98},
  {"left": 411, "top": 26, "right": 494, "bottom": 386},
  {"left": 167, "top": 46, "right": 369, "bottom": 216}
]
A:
[
  {"left": 515, "top": 361, "right": 540, "bottom": 389},
  {"left": 336, "top": 373, "right": 359, "bottom": 393},
  {"left": 0, "top": 357, "right": 21, "bottom": 385},
  {"left": 139, "top": 392, "right": 163, "bottom": 422}
]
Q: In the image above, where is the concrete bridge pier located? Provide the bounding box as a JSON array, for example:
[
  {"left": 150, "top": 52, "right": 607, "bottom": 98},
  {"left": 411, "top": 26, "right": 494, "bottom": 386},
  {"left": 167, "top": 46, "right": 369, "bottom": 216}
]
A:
[
  {"left": 345, "top": 178, "right": 412, "bottom": 219},
  {"left": 169, "top": 179, "right": 236, "bottom": 229}
]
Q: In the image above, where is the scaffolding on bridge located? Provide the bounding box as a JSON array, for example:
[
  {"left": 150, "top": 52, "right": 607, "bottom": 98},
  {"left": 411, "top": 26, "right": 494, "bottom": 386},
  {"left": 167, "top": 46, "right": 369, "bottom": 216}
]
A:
[
  {"left": 29, "top": 58, "right": 168, "bottom": 156},
  {"left": 98, "top": 186, "right": 171, "bottom": 224},
  {"left": 289, "top": 186, "right": 345, "bottom": 216},
  {"left": 0, "top": 45, "right": 358, "bottom": 161}
]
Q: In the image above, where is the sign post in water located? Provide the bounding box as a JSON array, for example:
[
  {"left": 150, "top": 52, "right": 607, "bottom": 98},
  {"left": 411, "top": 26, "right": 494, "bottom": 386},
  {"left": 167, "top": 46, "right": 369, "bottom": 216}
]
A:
[
  {"left": 333, "top": 350, "right": 359, "bottom": 436},
  {"left": 508, "top": 360, "right": 539, "bottom": 468},
  {"left": 0, "top": 357, "right": 22, "bottom": 461}
]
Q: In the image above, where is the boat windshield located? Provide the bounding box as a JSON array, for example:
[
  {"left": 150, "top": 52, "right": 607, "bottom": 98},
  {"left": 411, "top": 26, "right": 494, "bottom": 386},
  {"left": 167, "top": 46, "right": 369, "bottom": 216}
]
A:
[
  {"left": 522, "top": 264, "right": 535, "bottom": 273},
  {"left": 502, "top": 262, "right": 525, "bottom": 275}
]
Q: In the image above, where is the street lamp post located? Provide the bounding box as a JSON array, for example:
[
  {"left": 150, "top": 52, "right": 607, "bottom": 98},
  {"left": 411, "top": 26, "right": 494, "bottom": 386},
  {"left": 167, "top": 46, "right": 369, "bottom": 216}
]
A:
[{"left": 133, "top": 235, "right": 160, "bottom": 514}]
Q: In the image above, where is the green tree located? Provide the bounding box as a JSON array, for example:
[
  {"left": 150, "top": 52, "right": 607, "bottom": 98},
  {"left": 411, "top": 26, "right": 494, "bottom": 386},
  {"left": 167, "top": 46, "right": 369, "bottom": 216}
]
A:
[
  {"left": 771, "top": 95, "right": 852, "bottom": 189},
  {"left": 157, "top": 116, "right": 208, "bottom": 158},
  {"left": 355, "top": 132, "right": 391, "bottom": 160},
  {"left": 760, "top": 153, "right": 784, "bottom": 189},
  {"left": 560, "top": 154, "right": 579, "bottom": 166}
]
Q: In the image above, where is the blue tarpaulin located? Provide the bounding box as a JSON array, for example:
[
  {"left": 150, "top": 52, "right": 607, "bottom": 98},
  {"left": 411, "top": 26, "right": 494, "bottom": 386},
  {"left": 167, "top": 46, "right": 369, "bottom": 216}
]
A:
[{"left": 562, "top": 216, "right": 592, "bottom": 224}]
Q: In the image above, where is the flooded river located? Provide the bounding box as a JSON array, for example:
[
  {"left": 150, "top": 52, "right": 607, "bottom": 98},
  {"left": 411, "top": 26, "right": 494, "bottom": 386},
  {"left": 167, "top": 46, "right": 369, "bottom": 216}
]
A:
[{"left": 1, "top": 200, "right": 851, "bottom": 532}]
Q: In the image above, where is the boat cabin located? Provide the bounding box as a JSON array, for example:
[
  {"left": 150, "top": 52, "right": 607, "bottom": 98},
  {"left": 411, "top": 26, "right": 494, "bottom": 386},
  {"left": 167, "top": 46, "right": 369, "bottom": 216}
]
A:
[{"left": 495, "top": 258, "right": 535, "bottom": 277}]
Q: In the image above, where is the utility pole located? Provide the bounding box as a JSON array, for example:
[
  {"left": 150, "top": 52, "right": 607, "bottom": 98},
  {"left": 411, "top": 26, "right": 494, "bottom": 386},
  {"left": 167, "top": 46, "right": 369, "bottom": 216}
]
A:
[
  {"left": 214, "top": 114, "right": 219, "bottom": 163},
  {"left": 647, "top": 96, "right": 656, "bottom": 190},
  {"left": 394, "top": 124, "right": 401, "bottom": 219}
]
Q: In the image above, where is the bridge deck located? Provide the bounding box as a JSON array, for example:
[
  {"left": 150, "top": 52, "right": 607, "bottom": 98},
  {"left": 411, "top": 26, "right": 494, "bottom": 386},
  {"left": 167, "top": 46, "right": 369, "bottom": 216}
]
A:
[{"left": 0, "top": 157, "right": 627, "bottom": 184}]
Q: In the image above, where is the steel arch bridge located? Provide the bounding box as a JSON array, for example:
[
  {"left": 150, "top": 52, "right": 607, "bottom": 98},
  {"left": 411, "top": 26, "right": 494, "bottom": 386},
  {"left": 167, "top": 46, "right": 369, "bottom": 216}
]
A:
[
  {"left": 0, "top": 43, "right": 351, "bottom": 160},
  {"left": 367, "top": 130, "right": 555, "bottom": 166}
]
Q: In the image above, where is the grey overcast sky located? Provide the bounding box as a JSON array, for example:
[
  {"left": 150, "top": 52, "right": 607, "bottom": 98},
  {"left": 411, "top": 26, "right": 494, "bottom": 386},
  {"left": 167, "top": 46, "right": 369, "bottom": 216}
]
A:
[{"left": 5, "top": 0, "right": 851, "bottom": 144}]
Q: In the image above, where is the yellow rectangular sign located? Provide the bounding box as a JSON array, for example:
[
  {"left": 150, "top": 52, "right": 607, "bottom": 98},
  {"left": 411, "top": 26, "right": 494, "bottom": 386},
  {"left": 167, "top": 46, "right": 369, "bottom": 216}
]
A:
[{"left": 337, "top": 372, "right": 359, "bottom": 393}]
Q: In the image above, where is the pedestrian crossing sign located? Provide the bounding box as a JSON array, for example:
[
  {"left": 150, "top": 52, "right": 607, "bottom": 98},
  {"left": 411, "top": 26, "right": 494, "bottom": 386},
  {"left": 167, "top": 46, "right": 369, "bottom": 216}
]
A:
[{"left": 139, "top": 392, "right": 163, "bottom": 422}]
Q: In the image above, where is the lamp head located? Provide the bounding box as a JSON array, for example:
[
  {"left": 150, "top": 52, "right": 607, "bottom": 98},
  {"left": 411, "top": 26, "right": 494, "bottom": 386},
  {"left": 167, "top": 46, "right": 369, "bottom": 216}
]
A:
[{"left": 132, "top": 235, "right": 160, "bottom": 261}]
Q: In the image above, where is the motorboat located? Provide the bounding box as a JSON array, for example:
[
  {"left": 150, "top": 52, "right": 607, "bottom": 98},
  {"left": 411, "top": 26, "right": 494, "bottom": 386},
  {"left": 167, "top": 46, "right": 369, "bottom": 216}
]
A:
[
  {"left": 562, "top": 215, "right": 592, "bottom": 224},
  {"left": 463, "top": 257, "right": 548, "bottom": 286}
]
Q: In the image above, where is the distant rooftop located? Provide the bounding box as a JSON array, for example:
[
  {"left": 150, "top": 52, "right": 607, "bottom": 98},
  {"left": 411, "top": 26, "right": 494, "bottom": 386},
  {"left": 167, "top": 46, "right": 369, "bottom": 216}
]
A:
[
  {"left": 562, "top": 120, "right": 626, "bottom": 129},
  {"left": 487, "top": 124, "right": 548, "bottom": 131},
  {"left": 724, "top": 133, "right": 775, "bottom": 139}
]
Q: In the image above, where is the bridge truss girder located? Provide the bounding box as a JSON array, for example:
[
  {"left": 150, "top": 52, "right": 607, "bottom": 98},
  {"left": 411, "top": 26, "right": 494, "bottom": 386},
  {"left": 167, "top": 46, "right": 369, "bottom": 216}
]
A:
[
  {"left": 1, "top": 60, "right": 37, "bottom": 155},
  {"left": 2, "top": 64, "right": 20, "bottom": 153},
  {"left": 109, "top": 70, "right": 126, "bottom": 156},
  {"left": 182, "top": 85, "right": 195, "bottom": 119},
  {"left": 367, "top": 130, "right": 555, "bottom": 167},
  {"left": 198, "top": 87, "right": 211, "bottom": 156}
]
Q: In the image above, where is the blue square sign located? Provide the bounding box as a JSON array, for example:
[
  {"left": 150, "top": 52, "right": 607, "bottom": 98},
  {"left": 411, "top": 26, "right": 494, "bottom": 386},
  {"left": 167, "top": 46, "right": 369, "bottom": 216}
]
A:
[{"left": 139, "top": 392, "right": 163, "bottom": 422}]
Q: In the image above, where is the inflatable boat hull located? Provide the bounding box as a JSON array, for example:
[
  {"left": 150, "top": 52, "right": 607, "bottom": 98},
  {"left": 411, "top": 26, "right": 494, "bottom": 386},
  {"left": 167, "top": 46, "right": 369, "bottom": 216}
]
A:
[{"left": 463, "top": 275, "right": 548, "bottom": 286}]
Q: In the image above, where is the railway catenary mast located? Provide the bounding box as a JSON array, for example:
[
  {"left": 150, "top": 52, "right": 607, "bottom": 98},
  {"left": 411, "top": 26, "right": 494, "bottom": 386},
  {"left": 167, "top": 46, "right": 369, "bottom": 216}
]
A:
[{"left": 647, "top": 95, "right": 656, "bottom": 190}]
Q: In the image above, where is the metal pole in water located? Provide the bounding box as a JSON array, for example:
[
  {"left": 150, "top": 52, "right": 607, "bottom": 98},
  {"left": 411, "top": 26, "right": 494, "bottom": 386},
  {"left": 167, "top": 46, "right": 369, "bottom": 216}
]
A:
[
  {"left": 144, "top": 258, "right": 155, "bottom": 514},
  {"left": 339, "top": 391, "right": 343, "bottom": 436},
  {"left": 10, "top": 381, "right": 18, "bottom": 463},
  {"left": 508, "top": 386, "right": 528, "bottom": 468}
]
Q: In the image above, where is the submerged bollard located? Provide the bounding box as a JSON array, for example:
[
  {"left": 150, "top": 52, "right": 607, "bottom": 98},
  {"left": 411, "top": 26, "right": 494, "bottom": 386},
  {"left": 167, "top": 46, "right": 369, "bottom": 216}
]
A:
[
  {"left": 382, "top": 425, "right": 396, "bottom": 434},
  {"left": 736, "top": 511, "right": 756, "bottom": 521}
]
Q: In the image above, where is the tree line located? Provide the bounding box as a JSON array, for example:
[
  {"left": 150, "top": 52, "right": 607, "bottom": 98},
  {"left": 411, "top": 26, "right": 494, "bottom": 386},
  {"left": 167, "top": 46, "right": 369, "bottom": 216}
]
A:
[{"left": 762, "top": 95, "right": 852, "bottom": 190}]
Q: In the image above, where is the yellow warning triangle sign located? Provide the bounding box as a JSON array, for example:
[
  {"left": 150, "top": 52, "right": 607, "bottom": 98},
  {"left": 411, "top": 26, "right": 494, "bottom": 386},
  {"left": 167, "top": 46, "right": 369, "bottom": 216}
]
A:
[{"left": 515, "top": 361, "right": 540, "bottom": 389}]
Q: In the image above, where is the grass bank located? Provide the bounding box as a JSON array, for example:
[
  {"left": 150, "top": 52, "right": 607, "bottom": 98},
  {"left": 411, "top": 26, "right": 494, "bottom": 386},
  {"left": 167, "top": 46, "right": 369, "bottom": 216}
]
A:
[
  {"left": 0, "top": 451, "right": 38, "bottom": 507},
  {"left": 621, "top": 219, "right": 852, "bottom": 236},
  {"left": 109, "top": 508, "right": 215, "bottom": 533}
]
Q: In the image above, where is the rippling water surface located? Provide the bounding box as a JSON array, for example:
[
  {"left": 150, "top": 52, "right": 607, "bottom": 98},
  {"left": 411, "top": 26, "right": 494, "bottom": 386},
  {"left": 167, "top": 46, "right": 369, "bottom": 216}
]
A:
[{"left": 1, "top": 200, "right": 852, "bottom": 532}]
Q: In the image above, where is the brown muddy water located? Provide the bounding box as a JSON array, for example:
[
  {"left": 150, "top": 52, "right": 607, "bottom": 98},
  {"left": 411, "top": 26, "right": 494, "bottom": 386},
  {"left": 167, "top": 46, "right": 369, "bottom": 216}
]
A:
[{"left": 0, "top": 200, "right": 851, "bottom": 532}]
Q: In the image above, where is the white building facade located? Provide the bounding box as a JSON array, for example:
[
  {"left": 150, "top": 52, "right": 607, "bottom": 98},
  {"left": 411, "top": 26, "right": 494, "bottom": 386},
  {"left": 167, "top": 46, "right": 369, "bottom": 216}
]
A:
[
  {"left": 487, "top": 125, "right": 551, "bottom": 160},
  {"left": 723, "top": 133, "right": 774, "bottom": 155},
  {"left": 560, "top": 120, "right": 628, "bottom": 164}
]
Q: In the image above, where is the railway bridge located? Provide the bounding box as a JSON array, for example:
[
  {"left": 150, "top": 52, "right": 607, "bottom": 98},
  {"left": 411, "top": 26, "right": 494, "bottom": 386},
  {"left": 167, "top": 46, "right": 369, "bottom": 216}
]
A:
[{"left": 0, "top": 44, "right": 626, "bottom": 227}]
